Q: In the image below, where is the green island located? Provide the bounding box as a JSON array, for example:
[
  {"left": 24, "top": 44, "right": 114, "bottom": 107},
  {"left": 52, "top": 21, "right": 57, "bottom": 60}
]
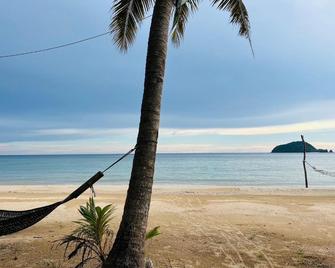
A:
[{"left": 272, "top": 141, "right": 332, "bottom": 153}]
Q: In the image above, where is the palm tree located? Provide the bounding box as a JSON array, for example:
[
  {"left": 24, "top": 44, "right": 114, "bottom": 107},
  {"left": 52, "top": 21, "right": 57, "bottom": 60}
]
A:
[{"left": 103, "top": 0, "right": 251, "bottom": 267}]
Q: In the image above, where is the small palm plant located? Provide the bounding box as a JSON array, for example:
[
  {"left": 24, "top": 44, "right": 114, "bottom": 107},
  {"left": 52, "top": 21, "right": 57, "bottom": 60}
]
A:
[
  {"left": 145, "top": 226, "right": 161, "bottom": 241},
  {"left": 56, "top": 198, "right": 115, "bottom": 268},
  {"left": 56, "top": 198, "right": 161, "bottom": 268}
]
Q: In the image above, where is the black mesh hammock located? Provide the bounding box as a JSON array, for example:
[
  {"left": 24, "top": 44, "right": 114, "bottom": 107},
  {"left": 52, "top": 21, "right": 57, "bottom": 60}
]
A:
[{"left": 0, "top": 147, "right": 136, "bottom": 236}]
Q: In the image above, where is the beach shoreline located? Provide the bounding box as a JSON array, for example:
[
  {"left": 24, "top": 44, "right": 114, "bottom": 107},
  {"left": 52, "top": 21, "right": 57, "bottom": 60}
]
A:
[{"left": 1, "top": 185, "right": 335, "bottom": 267}]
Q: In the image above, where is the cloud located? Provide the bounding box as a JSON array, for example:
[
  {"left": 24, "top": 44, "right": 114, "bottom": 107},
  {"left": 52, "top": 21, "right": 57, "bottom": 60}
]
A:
[
  {"left": 157, "top": 143, "right": 270, "bottom": 153},
  {"left": 0, "top": 140, "right": 129, "bottom": 155},
  {"left": 160, "top": 120, "right": 335, "bottom": 136},
  {"left": 237, "top": 100, "right": 335, "bottom": 124},
  {"left": 32, "top": 128, "right": 136, "bottom": 136},
  {"left": 1, "top": 119, "right": 334, "bottom": 154},
  {"left": 30, "top": 119, "right": 335, "bottom": 138},
  {"left": 0, "top": 140, "right": 271, "bottom": 154}
]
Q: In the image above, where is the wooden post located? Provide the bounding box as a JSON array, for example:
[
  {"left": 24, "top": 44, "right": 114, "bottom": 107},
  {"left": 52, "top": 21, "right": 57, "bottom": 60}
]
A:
[{"left": 301, "top": 135, "right": 308, "bottom": 188}]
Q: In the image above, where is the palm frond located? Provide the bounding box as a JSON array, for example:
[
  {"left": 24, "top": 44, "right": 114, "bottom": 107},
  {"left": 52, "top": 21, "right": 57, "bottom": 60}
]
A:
[
  {"left": 145, "top": 226, "right": 161, "bottom": 240},
  {"left": 111, "top": 0, "right": 153, "bottom": 51},
  {"left": 212, "top": 0, "right": 253, "bottom": 55},
  {"left": 171, "top": 0, "right": 199, "bottom": 46}
]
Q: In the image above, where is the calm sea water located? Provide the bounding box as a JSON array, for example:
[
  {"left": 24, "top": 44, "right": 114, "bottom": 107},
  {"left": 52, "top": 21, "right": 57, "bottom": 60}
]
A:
[{"left": 0, "top": 153, "right": 334, "bottom": 186}]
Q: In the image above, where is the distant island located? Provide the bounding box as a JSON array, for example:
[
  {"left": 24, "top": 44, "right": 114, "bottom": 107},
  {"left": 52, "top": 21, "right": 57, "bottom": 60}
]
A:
[{"left": 271, "top": 141, "right": 331, "bottom": 153}]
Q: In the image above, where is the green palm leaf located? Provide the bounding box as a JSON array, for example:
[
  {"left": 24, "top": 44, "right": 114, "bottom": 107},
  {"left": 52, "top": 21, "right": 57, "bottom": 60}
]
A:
[
  {"left": 111, "top": 0, "right": 154, "bottom": 51},
  {"left": 171, "top": 0, "right": 199, "bottom": 46},
  {"left": 145, "top": 226, "right": 161, "bottom": 240},
  {"left": 212, "top": 0, "right": 253, "bottom": 54}
]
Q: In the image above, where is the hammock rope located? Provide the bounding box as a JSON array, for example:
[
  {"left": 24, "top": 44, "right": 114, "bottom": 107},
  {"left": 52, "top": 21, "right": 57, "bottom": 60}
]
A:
[
  {"left": 305, "top": 161, "right": 335, "bottom": 178},
  {"left": 0, "top": 146, "right": 136, "bottom": 236}
]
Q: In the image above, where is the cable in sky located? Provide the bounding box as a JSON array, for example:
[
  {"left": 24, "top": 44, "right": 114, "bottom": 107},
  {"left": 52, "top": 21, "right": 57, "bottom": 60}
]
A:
[
  {"left": 0, "top": 14, "right": 153, "bottom": 59},
  {"left": 0, "top": 31, "right": 111, "bottom": 59}
]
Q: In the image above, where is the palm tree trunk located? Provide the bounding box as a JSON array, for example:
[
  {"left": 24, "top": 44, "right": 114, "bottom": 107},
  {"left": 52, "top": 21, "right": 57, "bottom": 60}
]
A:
[{"left": 102, "top": 0, "right": 173, "bottom": 267}]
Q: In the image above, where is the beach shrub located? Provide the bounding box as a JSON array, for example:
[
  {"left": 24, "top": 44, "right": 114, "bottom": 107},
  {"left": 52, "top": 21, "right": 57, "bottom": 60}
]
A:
[
  {"left": 56, "top": 198, "right": 160, "bottom": 267},
  {"left": 56, "top": 198, "right": 115, "bottom": 268}
]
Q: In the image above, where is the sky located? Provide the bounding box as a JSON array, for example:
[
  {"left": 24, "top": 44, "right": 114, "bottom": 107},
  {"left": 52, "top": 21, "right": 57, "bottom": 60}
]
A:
[{"left": 0, "top": 0, "right": 334, "bottom": 154}]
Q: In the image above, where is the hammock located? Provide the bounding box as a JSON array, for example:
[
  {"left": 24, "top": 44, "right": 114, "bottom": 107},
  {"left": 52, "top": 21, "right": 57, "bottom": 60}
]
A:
[
  {"left": 0, "top": 147, "right": 136, "bottom": 236},
  {"left": 305, "top": 161, "right": 335, "bottom": 178}
]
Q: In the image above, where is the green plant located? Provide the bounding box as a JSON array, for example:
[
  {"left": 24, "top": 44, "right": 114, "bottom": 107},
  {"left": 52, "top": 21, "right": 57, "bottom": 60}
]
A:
[
  {"left": 56, "top": 198, "right": 160, "bottom": 268},
  {"left": 145, "top": 226, "right": 161, "bottom": 241},
  {"left": 56, "top": 198, "right": 115, "bottom": 268}
]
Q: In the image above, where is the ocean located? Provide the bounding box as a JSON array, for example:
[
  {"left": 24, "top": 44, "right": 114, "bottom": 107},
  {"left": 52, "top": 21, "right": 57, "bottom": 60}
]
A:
[{"left": 0, "top": 153, "right": 334, "bottom": 186}]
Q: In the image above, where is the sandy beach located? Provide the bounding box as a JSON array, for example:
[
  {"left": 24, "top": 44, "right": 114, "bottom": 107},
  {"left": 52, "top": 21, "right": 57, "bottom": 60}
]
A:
[{"left": 1, "top": 185, "right": 335, "bottom": 268}]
